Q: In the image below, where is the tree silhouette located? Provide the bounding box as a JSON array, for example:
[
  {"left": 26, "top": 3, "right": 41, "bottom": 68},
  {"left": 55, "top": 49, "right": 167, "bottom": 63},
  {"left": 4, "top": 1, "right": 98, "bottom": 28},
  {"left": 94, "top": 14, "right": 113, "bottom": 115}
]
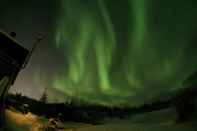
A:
[{"left": 40, "top": 88, "right": 47, "bottom": 103}]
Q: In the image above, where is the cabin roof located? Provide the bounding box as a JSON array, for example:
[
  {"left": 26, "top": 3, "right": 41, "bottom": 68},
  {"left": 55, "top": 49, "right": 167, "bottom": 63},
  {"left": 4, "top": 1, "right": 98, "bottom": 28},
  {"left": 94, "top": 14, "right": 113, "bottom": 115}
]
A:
[{"left": 0, "top": 31, "right": 29, "bottom": 68}]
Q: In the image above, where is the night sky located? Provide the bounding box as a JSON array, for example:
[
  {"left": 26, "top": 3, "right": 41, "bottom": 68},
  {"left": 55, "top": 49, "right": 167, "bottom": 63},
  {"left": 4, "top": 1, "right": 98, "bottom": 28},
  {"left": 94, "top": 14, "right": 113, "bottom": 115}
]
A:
[{"left": 1, "top": 0, "right": 197, "bottom": 107}]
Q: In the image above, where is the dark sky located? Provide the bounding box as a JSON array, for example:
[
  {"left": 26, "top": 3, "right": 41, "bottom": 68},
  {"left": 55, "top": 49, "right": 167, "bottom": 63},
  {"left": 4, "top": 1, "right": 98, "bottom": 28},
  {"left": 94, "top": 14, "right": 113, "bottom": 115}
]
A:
[
  {"left": 1, "top": 0, "right": 197, "bottom": 107},
  {"left": 0, "top": 0, "right": 61, "bottom": 100}
]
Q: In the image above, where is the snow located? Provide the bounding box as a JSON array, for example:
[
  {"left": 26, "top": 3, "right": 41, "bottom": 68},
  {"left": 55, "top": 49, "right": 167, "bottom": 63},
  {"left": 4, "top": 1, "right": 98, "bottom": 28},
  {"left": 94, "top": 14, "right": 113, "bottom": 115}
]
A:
[
  {"left": 77, "top": 108, "right": 197, "bottom": 131},
  {"left": 5, "top": 108, "right": 197, "bottom": 131}
]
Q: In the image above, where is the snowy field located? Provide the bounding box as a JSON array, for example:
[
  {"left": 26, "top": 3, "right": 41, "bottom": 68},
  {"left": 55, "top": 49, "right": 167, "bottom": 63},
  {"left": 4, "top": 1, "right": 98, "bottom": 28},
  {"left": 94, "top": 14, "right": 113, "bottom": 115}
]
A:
[{"left": 5, "top": 108, "right": 197, "bottom": 131}]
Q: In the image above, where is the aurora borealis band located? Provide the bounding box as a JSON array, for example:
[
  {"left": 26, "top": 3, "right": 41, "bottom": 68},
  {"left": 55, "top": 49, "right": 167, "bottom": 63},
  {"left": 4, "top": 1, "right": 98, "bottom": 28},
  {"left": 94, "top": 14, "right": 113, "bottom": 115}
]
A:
[{"left": 1, "top": 0, "right": 197, "bottom": 107}]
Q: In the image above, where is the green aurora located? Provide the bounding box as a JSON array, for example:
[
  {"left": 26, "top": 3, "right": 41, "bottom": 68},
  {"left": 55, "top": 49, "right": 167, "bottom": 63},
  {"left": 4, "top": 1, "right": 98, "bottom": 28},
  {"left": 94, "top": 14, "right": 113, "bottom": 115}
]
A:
[{"left": 53, "top": 0, "right": 197, "bottom": 107}]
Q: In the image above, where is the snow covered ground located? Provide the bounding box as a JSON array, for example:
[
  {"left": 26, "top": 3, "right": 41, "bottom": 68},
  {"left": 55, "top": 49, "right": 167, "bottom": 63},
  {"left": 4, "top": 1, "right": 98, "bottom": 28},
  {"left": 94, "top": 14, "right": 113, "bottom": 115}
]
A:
[
  {"left": 78, "top": 108, "right": 197, "bottom": 131},
  {"left": 5, "top": 108, "right": 197, "bottom": 131},
  {"left": 78, "top": 123, "right": 197, "bottom": 131}
]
